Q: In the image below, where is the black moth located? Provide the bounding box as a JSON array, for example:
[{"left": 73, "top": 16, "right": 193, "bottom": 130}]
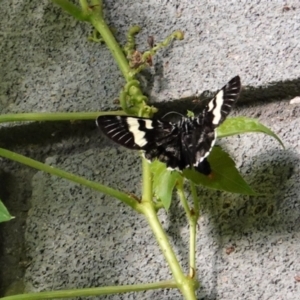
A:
[{"left": 96, "top": 76, "right": 241, "bottom": 175}]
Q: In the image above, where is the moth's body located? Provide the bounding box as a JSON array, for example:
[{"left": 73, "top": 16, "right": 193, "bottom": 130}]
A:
[
  {"left": 97, "top": 76, "right": 241, "bottom": 175},
  {"left": 140, "top": 117, "right": 216, "bottom": 174}
]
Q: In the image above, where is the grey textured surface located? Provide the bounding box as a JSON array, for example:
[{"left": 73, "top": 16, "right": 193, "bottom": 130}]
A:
[{"left": 1, "top": 0, "right": 300, "bottom": 299}]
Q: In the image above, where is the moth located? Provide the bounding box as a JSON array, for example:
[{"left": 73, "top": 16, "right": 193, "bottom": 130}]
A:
[{"left": 96, "top": 76, "right": 241, "bottom": 175}]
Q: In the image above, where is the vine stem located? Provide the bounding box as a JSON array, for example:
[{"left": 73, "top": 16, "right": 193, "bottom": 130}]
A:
[
  {"left": 140, "top": 159, "right": 197, "bottom": 300},
  {"left": 89, "top": 14, "right": 131, "bottom": 82},
  {"left": 0, "top": 111, "right": 126, "bottom": 123},
  {"left": 177, "top": 179, "right": 199, "bottom": 277},
  {"left": 34, "top": 1, "right": 196, "bottom": 299},
  {"left": 0, "top": 280, "right": 177, "bottom": 300}
]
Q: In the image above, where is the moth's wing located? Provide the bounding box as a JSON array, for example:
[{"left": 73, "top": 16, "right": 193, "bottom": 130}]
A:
[
  {"left": 194, "top": 158, "right": 212, "bottom": 175},
  {"left": 191, "top": 76, "right": 241, "bottom": 174},
  {"left": 182, "top": 120, "right": 216, "bottom": 166},
  {"left": 96, "top": 115, "right": 174, "bottom": 150},
  {"left": 180, "top": 120, "right": 215, "bottom": 174},
  {"left": 203, "top": 75, "right": 241, "bottom": 128}
]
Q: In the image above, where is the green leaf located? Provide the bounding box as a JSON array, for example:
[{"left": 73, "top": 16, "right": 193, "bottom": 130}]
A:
[
  {"left": 183, "top": 147, "right": 257, "bottom": 195},
  {"left": 151, "top": 146, "right": 257, "bottom": 206},
  {"left": 151, "top": 160, "right": 181, "bottom": 210},
  {"left": 217, "top": 116, "right": 284, "bottom": 148},
  {"left": 0, "top": 200, "right": 14, "bottom": 223}
]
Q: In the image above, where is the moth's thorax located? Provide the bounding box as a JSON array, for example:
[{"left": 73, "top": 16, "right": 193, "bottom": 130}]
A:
[{"left": 177, "top": 117, "right": 200, "bottom": 132}]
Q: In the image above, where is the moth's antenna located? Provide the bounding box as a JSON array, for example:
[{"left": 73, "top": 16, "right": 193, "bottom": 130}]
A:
[
  {"left": 191, "top": 103, "right": 199, "bottom": 112},
  {"left": 191, "top": 97, "right": 204, "bottom": 111},
  {"left": 161, "top": 111, "right": 184, "bottom": 119}
]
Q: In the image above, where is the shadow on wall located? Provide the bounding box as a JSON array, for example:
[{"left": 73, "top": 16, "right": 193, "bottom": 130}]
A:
[
  {"left": 1, "top": 76, "right": 300, "bottom": 150},
  {"left": 152, "top": 76, "right": 300, "bottom": 118}
]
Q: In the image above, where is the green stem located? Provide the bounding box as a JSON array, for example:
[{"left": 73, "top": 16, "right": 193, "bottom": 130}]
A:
[
  {"left": 0, "top": 111, "right": 126, "bottom": 123},
  {"left": 0, "top": 280, "right": 177, "bottom": 300},
  {"left": 124, "top": 25, "right": 141, "bottom": 56},
  {"left": 177, "top": 179, "right": 192, "bottom": 219},
  {"left": 0, "top": 148, "right": 142, "bottom": 213},
  {"left": 140, "top": 157, "right": 196, "bottom": 299},
  {"left": 189, "top": 217, "right": 197, "bottom": 276},
  {"left": 190, "top": 182, "right": 199, "bottom": 217},
  {"left": 141, "top": 203, "right": 197, "bottom": 300},
  {"left": 177, "top": 180, "right": 198, "bottom": 277},
  {"left": 89, "top": 15, "right": 132, "bottom": 82},
  {"left": 141, "top": 157, "right": 152, "bottom": 202},
  {"left": 189, "top": 182, "right": 200, "bottom": 276},
  {"left": 52, "top": 0, "right": 131, "bottom": 81},
  {"left": 79, "top": 0, "right": 89, "bottom": 12},
  {"left": 144, "top": 30, "right": 184, "bottom": 58}
]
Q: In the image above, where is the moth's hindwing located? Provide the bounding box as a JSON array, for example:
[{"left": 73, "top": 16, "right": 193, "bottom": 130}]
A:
[
  {"left": 205, "top": 75, "right": 241, "bottom": 127},
  {"left": 191, "top": 75, "right": 241, "bottom": 172}
]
